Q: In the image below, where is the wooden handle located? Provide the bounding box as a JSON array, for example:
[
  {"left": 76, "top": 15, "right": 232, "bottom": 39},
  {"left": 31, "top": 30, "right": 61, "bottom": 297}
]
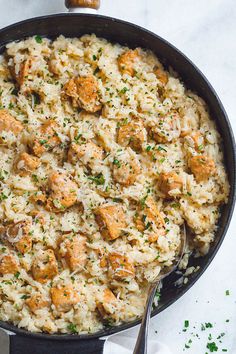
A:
[{"left": 65, "top": 0, "right": 100, "bottom": 9}]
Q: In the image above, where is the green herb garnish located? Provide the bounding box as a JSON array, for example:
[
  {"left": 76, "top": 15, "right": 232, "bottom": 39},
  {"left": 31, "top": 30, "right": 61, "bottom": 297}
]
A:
[
  {"left": 67, "top": 323, "right": 77, "bottom": 334},
  {"left": 206, "top": 342, "right": 218, "bottom": 352},
  {"left": 35, "top": 35, "right": 42, "bottom": 43},
  {"left": 88, "top": 173, "right": 105, "bottom": 186}
]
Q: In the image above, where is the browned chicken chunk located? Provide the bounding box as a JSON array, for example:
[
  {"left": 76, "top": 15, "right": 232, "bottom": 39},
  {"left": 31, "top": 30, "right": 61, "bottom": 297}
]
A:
[
  {"left": 154, "top": 68, "right": 168, "bottom": 86},
  {"left": 59, "top": 233, "right": 87, "bottom": 271},
  {"left": 30, "top": 192, "right": 46, "bottom": 206},
  {"left": 0, "top": 254, "right": 19, "bottom": 274},
  {"left": 15, "top": 152, "right": 40, "bottom": 176},
  {"left": 189, "top": 155, "right": 216, "bottom": 182},
  {"left": 108, "top": 252, "right": 135, "bottom": 280},
  {"left": 17, "top": 58, "right": 34, "bottom": 86},
  {"left": 150, "top": 112, "right": 181, "bottom": 143},
  {"left": 113, "top": 151, "right": 141, "bottom": 186},
  {"left": 63, "top": 75, "right": 102, "bottom": 113},
  {"left": 68, "top": 141, "right": 103, "bottom": 165},
  {"left": 0, "top": 109, "right": 23, "bottom": 135},
  {"left": 95, "top": 204, "right": 127, "bottom": 240},
  {"left": 31, "top": 120, "right": 60, "bottom": 157},
  {"left": 118, "top": 49, "right": 139, "bottom": 76},
  {"left": 135, "top": 196, "right": 166, "bottom": 242},
  {"left": 26, "top": 294, "right": 49, "bottom": 313},
  {"left": 31, "top": 249, "right": 58, "bottom": 283},
  {"left": 158, "top": 172, "right": 183, "bottom": 198},
  {"left": 2, "top": 220, "right": 32, "bottom": 254},
  {"left": 187, "top": 132, "right": 205, "bottom": 152},
  {"left": 51, "top": 285, "right": 79, "bottom": 312},
  {"left": 96, "top": 288, "right": 117, "bottom": 317},
  {"left": 117, "top": 120, "right": 146, "bottom": 152},
  {"left": 46, "top": 172, "right": 78, "bottom": 212}
]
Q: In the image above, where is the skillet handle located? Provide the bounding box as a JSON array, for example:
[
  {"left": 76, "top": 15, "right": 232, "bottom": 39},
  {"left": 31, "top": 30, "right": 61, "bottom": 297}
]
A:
[
  {"left": 9, "top": 334, "right": 105, "bottom": 354},
  {"left": 65, "top": 0, "right": 100, "bottom": 9}
]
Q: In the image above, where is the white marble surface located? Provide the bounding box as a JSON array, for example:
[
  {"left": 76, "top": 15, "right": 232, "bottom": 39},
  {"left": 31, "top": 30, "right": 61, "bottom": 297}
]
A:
[{"left": 0, "top": 1, "right": 235, "bottom": 353}]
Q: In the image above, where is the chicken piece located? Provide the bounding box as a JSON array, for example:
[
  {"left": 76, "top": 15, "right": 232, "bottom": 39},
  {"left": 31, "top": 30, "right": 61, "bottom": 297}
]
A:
[
  {"left": 26, "top": 294, "right": 49, "bottom": 313},
  {"left": 117, "top": 120, "right": 146, "bottom": 152},
  {"left": 185, "top": 132, "right": 205, "bottom": 152},
  {"left": 154, "top": 68, "right": 168, "bottom": 86},
  {"left": 0, "top": 254, "right": 19, "bottom": 274},
  {"left": 59, "top": 233, "right": 87, "bottom": 271},
  {"left": 150, "top": 112, "right": 181, "bottom": 143},
  {"left": 97, "top": 288, "right": 117, "bottom": 317},
  {"left": 95, "top": 248, "right": 108, "bottom": 268},
  {"left": 113, "top": 150, "right": 141, "bottom": 186},
  {"left": 158, "top": 172, "right": 183, "bottom": 198},
  {"left": 51, "top": 285, "right": 79, "bottom": 312},
  {"left": 108, "top": 252, "right": 135, "bottom": 280},
  {"left": 135, "top": 196, "right": 166, "bottom": 242},
  {"left": 46, "top": 172, "right": 78, "bottom": 212},
  {"left": 68, "top": 141, "right": 103, "bottom": 166},
  {"left": 118, "top": 49, "right": 139, "bottom": 76},
  {"left": 17, "top": 58, "right": 33, "bottom": 86},
  {"left": 31, "top": 120, "right": 60, "bottom": 157},
  {"left": 63, "top": 75, "right": 102, "bottom": 113},
  {"left": 95, "top": 204, "right": 127, "bottom": 240},
  {"left": 30, "top": 192, "right": 46, "bottom": 205},
  {"left": 189, "top": 155, "right": 216, "bottom": 182},
  {"left": 2, "top": 220, "right": 32, "bottom": 254},
  {"left": 31, "top": 249, "right": 58, "bottom": 283},
  {"left": 100, "top": 255, "right": 107, "bottom": 268},
  {"left": 0, "top": 109, "right": 23, "bottom": 135},
  {"left": 15, "top": 152, "right": 40, "bottom": 176}
]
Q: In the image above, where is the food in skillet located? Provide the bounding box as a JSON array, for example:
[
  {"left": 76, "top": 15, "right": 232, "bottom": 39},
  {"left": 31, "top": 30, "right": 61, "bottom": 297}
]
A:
[{"left": 0, "top": 34, "right": 229, "bottom": 333}]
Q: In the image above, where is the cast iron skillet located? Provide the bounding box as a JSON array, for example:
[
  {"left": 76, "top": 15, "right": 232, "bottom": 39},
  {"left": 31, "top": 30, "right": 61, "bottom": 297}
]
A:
[{"left": 0, "top": 1, "right": 235, "bottom": 353}]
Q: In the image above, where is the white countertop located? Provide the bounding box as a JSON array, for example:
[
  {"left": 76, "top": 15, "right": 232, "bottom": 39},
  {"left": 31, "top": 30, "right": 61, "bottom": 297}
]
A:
[{"left": 0, "top": 1, "right": 235, "bottom": 353}]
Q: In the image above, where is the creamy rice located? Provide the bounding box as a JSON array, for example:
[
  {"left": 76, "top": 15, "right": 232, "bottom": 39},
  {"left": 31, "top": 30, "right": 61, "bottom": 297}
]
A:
[{"left": 0, "top": 34, "right": 229, "bottom": 334}]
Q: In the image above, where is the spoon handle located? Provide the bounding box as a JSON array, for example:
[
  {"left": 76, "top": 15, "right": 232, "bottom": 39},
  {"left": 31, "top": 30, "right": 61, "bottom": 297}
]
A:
[{"left": 133, "top": 282, "right": 159, "bottom": 354}]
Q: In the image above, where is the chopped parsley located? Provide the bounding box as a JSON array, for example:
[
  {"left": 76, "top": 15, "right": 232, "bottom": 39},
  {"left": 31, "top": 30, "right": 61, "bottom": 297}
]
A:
[
  {"left": 0, "top": 170, "right": 8, "bottom": 181},
  {"left": 88, "top": 173, "right": 105, "bottom": 186},
  {"left": 184, "top": 320, "right": 189, "bottom": 328},
  {"left": 0, "top": 192, "right": 8, "bottom": 201},
  {"left": 140, "top": 194, "right": 149, "bottom": 209},
  {"left": 205, "top": 322, "right": 213, "bottom": 329},
  {"left": 206, "top": 342, "right": 218, "bottom": 352},
  {"left": 67, "top": 323, "right": 77, "bottom": 334},
  {"left": 35, "top": 35, "right": 42, "bottom": 44},
  {"left": 32, "top": 92, "right": 41, "bottom": 105},
  {"left": 120, "top": 87, "right": 129, "bottom": 94},
  {"left": 32, "top": 174, "right": 39, "bottom": 183},
  {"left": 225, "top": 290, "right": 230, "bottom": 296},
  {"left": 113, "top": 158, "right": 121, "bottom": 168},
  {"left": 14, "top": 272, "right": 20, "bottom": 279},
  {"left": 157, "top": 145, "right": 167, "bottom": 152}
]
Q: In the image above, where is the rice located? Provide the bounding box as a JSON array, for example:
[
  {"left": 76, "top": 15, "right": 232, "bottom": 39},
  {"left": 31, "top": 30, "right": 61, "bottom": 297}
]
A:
[{"left": 0, "top": 34, "right": 229, "bottom": 334}]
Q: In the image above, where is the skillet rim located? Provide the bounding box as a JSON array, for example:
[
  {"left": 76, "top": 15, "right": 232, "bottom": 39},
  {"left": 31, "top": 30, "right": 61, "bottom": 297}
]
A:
[{"left": 0, "top": 12, "right": 235, "bottom": 341}]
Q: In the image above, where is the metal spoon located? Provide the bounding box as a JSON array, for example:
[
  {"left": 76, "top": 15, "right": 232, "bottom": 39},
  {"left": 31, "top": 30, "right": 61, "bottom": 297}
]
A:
[{"left": 133, "top": 223, "right": 186, "bottom": 354}]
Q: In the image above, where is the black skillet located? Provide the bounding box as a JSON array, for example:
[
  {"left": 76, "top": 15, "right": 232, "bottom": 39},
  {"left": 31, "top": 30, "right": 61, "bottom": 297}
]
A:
[{"left": 0, "top": 1, "right": 235, "bottom": 353}]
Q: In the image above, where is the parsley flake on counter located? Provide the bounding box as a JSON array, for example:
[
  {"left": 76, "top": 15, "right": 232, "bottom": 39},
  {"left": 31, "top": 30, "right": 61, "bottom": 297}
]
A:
[
  {"left": 206, "top": 341, "right": 218, "bottom": 352},
  {"left": 184, "top": 320, "right": 189, "bottom": 328}
]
